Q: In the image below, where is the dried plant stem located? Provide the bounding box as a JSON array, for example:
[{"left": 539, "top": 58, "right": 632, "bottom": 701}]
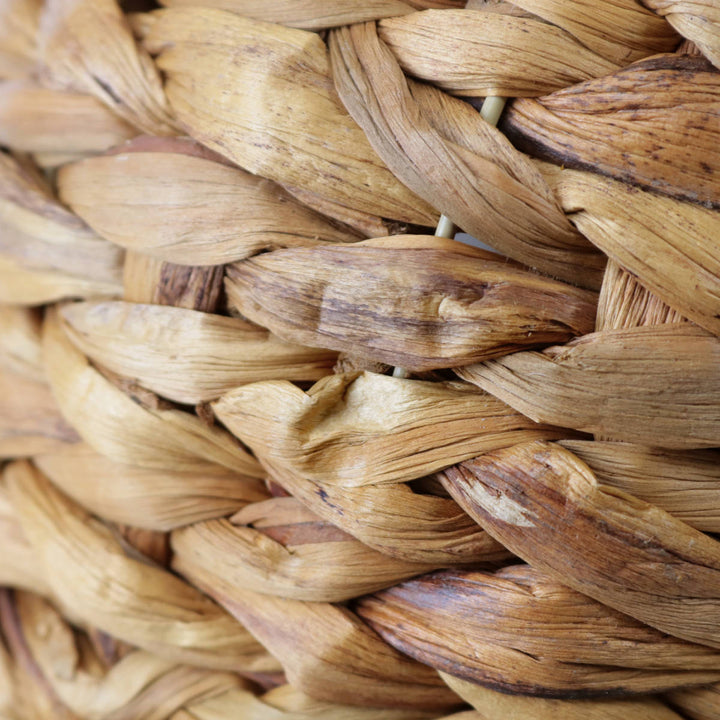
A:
[
  {"left": 433, "top": 214, "right": 456, "bottom": 239},
  {"left": 2, "top": 2, "right": 719, "bottom": 715},
  {"left": 433, "top": 95, "right": 507, "bottom": 241},
  {"left": 396, "top": 94, "right": 508, "bottom": 377}
]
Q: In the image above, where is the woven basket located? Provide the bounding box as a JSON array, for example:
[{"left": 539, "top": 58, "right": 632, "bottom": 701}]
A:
[{"left": 1, "top": 0, "right": 720, "bottom": 717}]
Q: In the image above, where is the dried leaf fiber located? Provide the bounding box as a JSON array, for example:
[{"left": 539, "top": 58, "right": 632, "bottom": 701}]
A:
[{"left": 1, "top": 0, "right": 719, "bottom": 717}]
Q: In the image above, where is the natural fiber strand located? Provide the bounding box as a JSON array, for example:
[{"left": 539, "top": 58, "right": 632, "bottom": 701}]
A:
[{"left": 1, "top": 0, "right": 720, "bottom": 717}]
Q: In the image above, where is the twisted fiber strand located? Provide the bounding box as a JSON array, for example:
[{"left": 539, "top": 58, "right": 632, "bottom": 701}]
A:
[{"left": 1, "top": 0, "right": 719, "bottom": 717}]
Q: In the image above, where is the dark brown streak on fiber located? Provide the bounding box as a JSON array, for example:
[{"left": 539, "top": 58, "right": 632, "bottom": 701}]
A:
[
  {"left": 501, "top": 55, "right": 720, "bottom": 208},
  {"left": 156, "top": 263, "right": 225, "bottom": 313},
  {"left": 440, "top": 442, "right": 720, "bottom": 650},
  {"left": 256, "top": 521, "right": 353, "bottom": 546},
  {"left": 354, "top": 564, "right": 720, "bottom": 698},
  {"left": 225, "top": 245, "right": 597, "bottom": 370}
]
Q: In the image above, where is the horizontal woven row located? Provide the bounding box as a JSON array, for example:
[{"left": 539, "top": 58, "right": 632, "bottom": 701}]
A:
[{"left": 1, "top": 0, "right": 720, "bottom": 718}]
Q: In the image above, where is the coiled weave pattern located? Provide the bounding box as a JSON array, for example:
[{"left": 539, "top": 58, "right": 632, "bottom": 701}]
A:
[{"left": 1, "top": 0, "right": 720, "bottom": 717}]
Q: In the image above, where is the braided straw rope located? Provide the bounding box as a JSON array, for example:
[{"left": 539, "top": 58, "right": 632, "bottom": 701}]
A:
[{"left": 1, "top": 0, "right": 720, "bottom": 717}]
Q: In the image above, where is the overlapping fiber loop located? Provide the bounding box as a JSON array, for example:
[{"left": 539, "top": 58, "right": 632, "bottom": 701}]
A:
[{"left": 1, "top": 0, "right": 720, "bottom": 717}]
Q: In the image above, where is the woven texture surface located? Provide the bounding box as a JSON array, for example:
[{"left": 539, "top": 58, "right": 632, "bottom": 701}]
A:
[{"left": 1, "top": 0, "right": 720, "bottom": 718}]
